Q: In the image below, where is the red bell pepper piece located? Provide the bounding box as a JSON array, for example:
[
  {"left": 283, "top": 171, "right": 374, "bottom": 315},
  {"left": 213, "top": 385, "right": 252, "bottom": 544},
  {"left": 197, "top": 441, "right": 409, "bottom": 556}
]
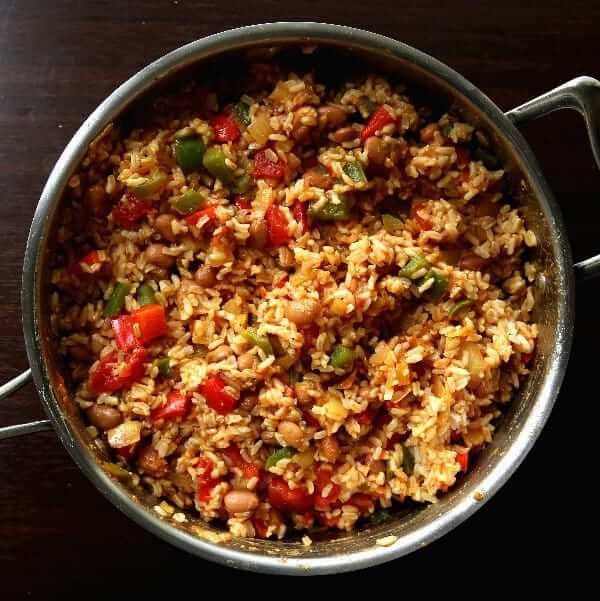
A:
[
  {"left": 348, "top": 493, "right": 374, "bottom": 513},
  {"left": 211, "top": 114, "right": 241, "bottom": 143},
  {"left": 151, "top": 390, "right": 191, "bottom": 421},
  {"left": 455, "top": 145, "right": 471, "bottom": 168},
  {"left": 185, "top": 206, "right": 217, "bottom": 227},
  {"left": 360, "top": 105, "right": 395, "bottom": 142},
  {"left": 69, "top": 250, "right": 108, "bottom": 276},
  {"left": 267, "top": 477, "right": 314, "bottom": 513},
  {"left": 314, "top": 466, "right": 341, "bottom": 511},
  {"left": 111, "top": 315, "right": 139, "bottom": 352},
  {"left": 111, "top": 304, "right": 167, "bottom": 351},
  {"left": 252, "top": 149, "right": 286, "bottom": 180},
  {"left": 89, "top": 348, "right": 147, "bottom": 394},
  {"left": 222, "top": 444, "right": 261, "bottom": 480},
  {"left": 410, "top": 199, "right": 433, "bottom": 231},
  {"left": 111, "top": 192, "right": 152, "bottom": 229},
  {"left": 116, "top": 443, "right": 136, "bottom": 461},
  {"left": 134, "top": 303, "right": 168, "bottom": 343},
  {"left": 196, "top": 458, "right": 219, "bottom": 502},
  {"left": 265, "top": 205, "right": 290, "bottom": 247},
  {"left": 356, "top": 406, "right": 377, "bottom": 426},
  {"left": 457, "top": 450, "right": 469, "bottom": 472},
  {"left": 201, "top": 375, "right": 238, "bottom": 414},
  {"left": 234, "top": 194, "right": 251, "bottom": 210},
  {"left": 252, "top": 517, "right": 269, "bottom": 538},
  {"left": 302, "top": 409, "right": 321, "bottom": 429},
  {"left": 293, "top": 201, "right": 308, "bottom": 234},
  {"left": 301, "top": 323, "right": 319, "bottom": 351}
]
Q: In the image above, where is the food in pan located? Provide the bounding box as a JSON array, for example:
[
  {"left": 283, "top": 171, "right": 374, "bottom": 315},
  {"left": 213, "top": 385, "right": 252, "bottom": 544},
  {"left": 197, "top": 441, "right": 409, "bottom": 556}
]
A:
[{"left": 51, "top": 61, "right": 538, "bottom": 540}]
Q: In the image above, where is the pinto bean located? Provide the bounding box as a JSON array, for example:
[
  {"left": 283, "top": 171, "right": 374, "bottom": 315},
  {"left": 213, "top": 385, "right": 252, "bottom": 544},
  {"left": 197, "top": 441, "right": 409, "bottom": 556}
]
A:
[
  {"left": 285, "top": 299, "right": 319, "bottom": 325},
  {"left": 154, "top": 214, "right": 176, "bottom": 242},
  {"left": 145, "top": 243, "right": 175, "bottom": 269},
  {"left": 206, "top": 345, "right": 232, "bottom": 363},
  {"left": 320, "top": 435, "right": 340, "bottom": 463},
  {"left": 331, "top": 126, "right": 357, "bottom": 143},
  {"left": 248, "top": 221, "right": 268, "bottom": 249},
  {"left": 194, "top": 265, "right": 216, "bottom": 287},
  {"left": 365, "top": 136, "right": 387, "bottom": 166},
  {"left": 277, "top": 421, "right": 303, "bottom": 447},
  {"left": 86, "top": 405, "right": 123, "bottom": 431},
  {"left": 304, "top": 167, "right": 333, "bottom": 189},
  {"left": 224, "top": 490, "right": 259, "bottom": 514},
  {"left": 318, "top": 105, "right": 347, "bottom": 130},
  {"left": 137, "top": 446, "right": 167, "bottom": 477}
]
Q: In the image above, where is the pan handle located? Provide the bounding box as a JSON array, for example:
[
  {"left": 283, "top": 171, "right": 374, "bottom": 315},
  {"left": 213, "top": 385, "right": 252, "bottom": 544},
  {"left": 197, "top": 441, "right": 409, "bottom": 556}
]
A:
[
  {"left": 0, "top": 369, "right": 52, "bottom": 440},
  {"left": 506, "top": 76, "right": 600, "bottom": 280}
]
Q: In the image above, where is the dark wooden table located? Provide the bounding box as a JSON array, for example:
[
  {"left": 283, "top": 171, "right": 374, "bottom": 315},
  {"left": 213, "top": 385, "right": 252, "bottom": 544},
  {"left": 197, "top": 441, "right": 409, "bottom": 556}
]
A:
[{"left": 1, "top": 1, "right": 597, "bottom": 596}]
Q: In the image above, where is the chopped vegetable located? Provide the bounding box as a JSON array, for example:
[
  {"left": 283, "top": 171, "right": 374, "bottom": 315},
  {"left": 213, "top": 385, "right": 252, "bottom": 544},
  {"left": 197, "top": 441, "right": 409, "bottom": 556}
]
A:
[
  {"left": 402, "top": 444, "right": 415, "bottom": 475},
  {"left": 171, "top": 190, "right": 206, "bottom": 215},
  {"left": 360, "top": 105, "right": 395, "bottom": 141},
  {"left": 233, "top": 173, "right": 252, "bottom": 194},
  {"left": 342, "top": 161, "right": 367, "bottom": 183},
  {"left": 89, "top": 348, "right": 147, "bottom": 394},
  {"left": 111, "top": 193, "right": 152, "bottom": 229},
  {"left": 134, "top": 303, "right": 168, "bottom": 343},
  {"left": 314, "top": 466, "right": 341, "bottom": 510},
  {"left": 102, "top": 462, "right": 131, "bottom": 481},
  {"left": 357, "top": 95, "right": 378, "bottom": 119},
  {"left": 348, "top": 493, "right": 374, "bottom": 513},
  {"left": 104, "top": 282, "right": 130, "bottom": 317},
  {"left": 398, "top": 254, "right": 430, "bottom": 280},
  {"left": 381, "top": 213, "right": 403, "bottom": 233},
  {"left": 153, "top": 356, "right": 171, "bottom": 377},
  {"left": 410, "top": 200, "right": 433, "bottom": 231},
  {"left": 185, "top": 206, "right": 217, "bottom": 227},
  {"left": 234, "top": 194, "right": 251, "bottom": 210},
  {"left": 441, "top": 122, "right": 453, "bottom": 137},
  {"left": 242, "top": 328, "right": 274, "bottom": 355},
  {"left": 265, "top": 446, "right": 296, "bottom": 469},
  {"left": 267, "top": 477, "right": 313, "bottom": 512},
  {"left": 265, "top": 204, "right": 291, "bottom": 246},
  {"left": 175, "top": 137, "right": 206, "bottom": 173},
  {"left": 211, "top": 114, "right": 241, "bottom": 143},
  {"left": 129, "top": 171, "right": 168, "bottom": 199},
  {"left": 308, "top": 191, "right": 353, "bottom": 221},
  {"left": 330, "top": 345, "right": 355, "bottom": 369},
  {"left": 252, "top": 149, "right": 286, "bottom": 180},
  {"left": 457, "top": 450, "right": 469, "bottom": 472},
  {"left": 233, "top": 101, "right": 251, "bottom": 126},
  {"left": 293, "top": 201, "right": 309, "bottom": 234},
  {"left": 247, "top": 110, "right": 273, "bottom": 145},
  {"left": 222, "top": 444, "right": 260, "bottom": 480},
  {"left": 136, "top": 283, "right": 156, "bottom": 306},
  {"left": 196, "top": 458, "right": 219, "bottom": 502},
  {"left": 174, "top": 126, "right": 196, "bottom": 140},
  {"left": 111, "top": 315, "right": 138, "bottom": 352},
  {"left": 472, "top": 145, "right": 500, "bottom": 170},
  {"left": 371, "top": 509, "right": 391, "bottom": 525},
  {"left": 107, "top": 420, "right": 142, "bottom": 448},
  {"left": 151, "top": 390, "right": 191, "bottom": 421},
  {"left": 421, "top": 269, "right": 449, "bottom": 301},
  {"left": 201, "top": 375, "right": 237, "bottom": 414},
  {"left": 202, "top": 146, "right": 235, "bottom": 183},
  {"left": 448, "top": 299, "right": 473, "bottom": 319},
  {"left": 70, "top": 250, "right": 107, "bottom": 276}
]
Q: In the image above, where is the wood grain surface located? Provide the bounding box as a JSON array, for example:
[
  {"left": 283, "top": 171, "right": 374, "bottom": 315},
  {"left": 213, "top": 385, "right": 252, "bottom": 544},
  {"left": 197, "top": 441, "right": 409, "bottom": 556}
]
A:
[{"left": 0, "top": 1, "right": 597, "bottom": 596}]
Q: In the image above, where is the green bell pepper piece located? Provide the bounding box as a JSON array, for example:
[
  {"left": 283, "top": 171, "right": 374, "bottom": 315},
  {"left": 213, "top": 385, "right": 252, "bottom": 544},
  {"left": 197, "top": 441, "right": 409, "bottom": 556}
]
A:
[
  {"left": 104, "top": 282, "right": 130, "bottom": 317},
  {"left": 175, "top": 137, "right": 206, "bottom": 173},
  {"left": 265, "top": 446, "right": 296, "bottom": 469}
]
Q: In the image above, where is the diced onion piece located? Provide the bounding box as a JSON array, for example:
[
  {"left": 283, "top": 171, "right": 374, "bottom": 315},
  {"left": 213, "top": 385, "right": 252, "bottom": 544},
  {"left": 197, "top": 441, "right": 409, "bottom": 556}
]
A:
[
  {"left": 107, "top": 420, "right": 142, "bottom": 448},
  {"left": 247, "top": 110, "right": 273, "bottom": 145}
]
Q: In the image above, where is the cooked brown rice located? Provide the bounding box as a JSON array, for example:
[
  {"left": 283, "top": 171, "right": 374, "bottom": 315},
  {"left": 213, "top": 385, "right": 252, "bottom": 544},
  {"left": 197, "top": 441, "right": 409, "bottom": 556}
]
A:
[{"left": 50, "top": 60, "right": 538, "bottom": 540}]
